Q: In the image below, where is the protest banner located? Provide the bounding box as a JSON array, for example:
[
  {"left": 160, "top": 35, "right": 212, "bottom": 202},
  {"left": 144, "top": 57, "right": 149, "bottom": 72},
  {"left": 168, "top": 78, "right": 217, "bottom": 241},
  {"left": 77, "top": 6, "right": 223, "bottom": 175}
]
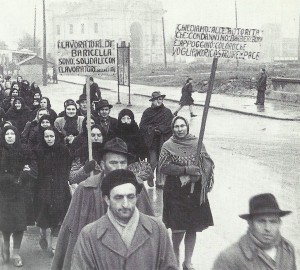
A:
[
  {"left": 173, "top": 24, "right": 263, "bottom": 60},
  {"left": 172, "top": 25, "right": 264, "bottom": 194},
  {"left": 57, "top": 39, "right": 116, "bottom": 164}
]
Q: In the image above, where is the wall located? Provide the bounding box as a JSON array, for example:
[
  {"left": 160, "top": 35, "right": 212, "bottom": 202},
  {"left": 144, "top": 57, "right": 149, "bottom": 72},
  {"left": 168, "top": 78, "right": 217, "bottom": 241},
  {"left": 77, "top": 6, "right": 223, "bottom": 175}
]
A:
[{"left": 19, "top": 64, "right": 43, "bottom": 85}]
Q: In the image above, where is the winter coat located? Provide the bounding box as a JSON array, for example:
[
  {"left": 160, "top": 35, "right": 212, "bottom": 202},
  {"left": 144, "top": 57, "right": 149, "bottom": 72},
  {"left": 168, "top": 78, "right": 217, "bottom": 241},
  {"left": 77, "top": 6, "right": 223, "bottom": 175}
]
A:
[
  {"left": 94, "top": 116, "right": 118, "bottom": 141},
  {"left": 179, "top": 83, "right": 194, "bottom": 106},
  {"left": 54, "top": 116, "right": 84, "bottom": 137},
  {"left": 83, "top": 82, "right": 101, "bottom": 102},
  {"left": 212, "top": 234, "right": 296, "bottom": 270},
  {"left": 71, "top": 213, "right": 178, "bottom": 270},
  {"left": 51, "top": 173, "right": 154, "bottom": 270}
]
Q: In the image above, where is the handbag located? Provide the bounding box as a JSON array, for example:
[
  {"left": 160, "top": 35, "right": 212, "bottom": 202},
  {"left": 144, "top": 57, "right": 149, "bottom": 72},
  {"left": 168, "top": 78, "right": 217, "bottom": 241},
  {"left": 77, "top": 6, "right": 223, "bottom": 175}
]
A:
[{"left": 127, "top": 159, "right": 154, "bottom": 185}]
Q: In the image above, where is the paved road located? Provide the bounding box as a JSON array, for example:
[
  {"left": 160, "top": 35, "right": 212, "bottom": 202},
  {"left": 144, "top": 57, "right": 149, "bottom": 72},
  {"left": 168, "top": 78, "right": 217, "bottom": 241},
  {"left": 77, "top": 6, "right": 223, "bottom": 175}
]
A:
[{"left": 2, "top": 81, "right": 299, "bottom": 269}]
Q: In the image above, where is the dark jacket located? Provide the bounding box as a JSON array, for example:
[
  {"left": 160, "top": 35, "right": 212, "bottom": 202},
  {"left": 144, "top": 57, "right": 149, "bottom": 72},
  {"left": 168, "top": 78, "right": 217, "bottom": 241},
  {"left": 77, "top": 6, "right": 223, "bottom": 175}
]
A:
[
  {"left": 213, "top": 234, "right": 296, "bottom": 270},
  {"left": 83, "top": 82, "right": 101, "bottom": 102},
  {"left": 95, "top": 116, "right": 118, "bottom": 141},
  {"left": 180, "top": 83, "right": 194, "bottom": 106}
]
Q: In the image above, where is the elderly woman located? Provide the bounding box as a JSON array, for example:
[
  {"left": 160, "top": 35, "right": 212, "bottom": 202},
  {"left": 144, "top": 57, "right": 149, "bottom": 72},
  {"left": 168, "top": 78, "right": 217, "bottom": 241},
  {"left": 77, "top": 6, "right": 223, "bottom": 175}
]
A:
[
  {"left": 0, "top": 125, "right": 31, "bottom": 267},
  {"left": 69, "top": 124, "right": 105, "bottom": 186},
  {"left": 33, "top": 127, "right": 71, "bottom": 255},
  {"left": 159, "top": 116, "right": 214, "bottom": 270},
  {"left": 54, "top": 99, "right": 84, "bottom": 146}
]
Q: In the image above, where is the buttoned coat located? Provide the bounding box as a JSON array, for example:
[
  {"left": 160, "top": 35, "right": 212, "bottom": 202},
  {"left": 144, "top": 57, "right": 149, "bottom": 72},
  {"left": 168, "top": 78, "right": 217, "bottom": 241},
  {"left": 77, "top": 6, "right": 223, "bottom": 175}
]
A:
[
  {"left": 71, "top": 213, "right": 178, "bottom": 270},
  {"left": 51, "top": 173, "right": 154, "bottom": 270},
  {"left": 212, "top": 234, "right": 296, "bottom": 270}
]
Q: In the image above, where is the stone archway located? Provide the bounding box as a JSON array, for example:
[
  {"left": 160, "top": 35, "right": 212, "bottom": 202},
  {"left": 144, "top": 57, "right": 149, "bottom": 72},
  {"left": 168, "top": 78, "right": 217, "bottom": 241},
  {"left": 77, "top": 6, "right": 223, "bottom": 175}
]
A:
[{"left": 130, "top": 22, "right": 143, "bottom": 65}]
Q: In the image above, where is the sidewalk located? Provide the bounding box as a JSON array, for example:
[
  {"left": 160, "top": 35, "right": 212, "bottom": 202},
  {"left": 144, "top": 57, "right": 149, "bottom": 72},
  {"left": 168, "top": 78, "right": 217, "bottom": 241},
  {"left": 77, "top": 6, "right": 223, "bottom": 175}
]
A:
[{"left": 60, "top": 75, "right": 300, "bottom": 121}]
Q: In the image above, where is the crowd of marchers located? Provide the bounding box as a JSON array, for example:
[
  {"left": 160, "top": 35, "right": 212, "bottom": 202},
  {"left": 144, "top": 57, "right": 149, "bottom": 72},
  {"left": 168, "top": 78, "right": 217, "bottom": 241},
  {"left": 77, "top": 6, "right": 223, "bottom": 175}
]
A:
[{"left": 0, "top": 74, "right": 296, "bottom": 270}]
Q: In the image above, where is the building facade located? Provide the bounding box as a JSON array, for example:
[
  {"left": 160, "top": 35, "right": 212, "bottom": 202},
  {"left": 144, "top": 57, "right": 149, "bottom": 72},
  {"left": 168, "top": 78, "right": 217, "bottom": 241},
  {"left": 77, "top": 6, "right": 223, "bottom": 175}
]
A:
[{"left": 47, "top": 0, "right": 165, "bottom": 65}]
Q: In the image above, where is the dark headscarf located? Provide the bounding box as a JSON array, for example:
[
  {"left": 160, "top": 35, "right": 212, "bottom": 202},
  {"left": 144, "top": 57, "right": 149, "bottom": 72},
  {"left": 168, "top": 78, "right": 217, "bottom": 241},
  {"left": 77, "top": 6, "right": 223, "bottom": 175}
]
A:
[
  {"left": 40, "top": 97, "right": 52, "bottom": 109},
  {"left": 40, "top": 126, "right": 60, "bottom": 149},
  {"left": 12, "top": 97, "right": 26, "bottom": 112},
  {"left": 30, "top": 82, "right": 41, "bottom": 94},
  {"left": 117, "top": 108, "right": 139, "bottom": 134},
  {"left": 63, "top": 102, "right": 79, "bottom": 136},
  {"left": 0, "top": 125, "right": 21, "bottom": 149},
  {"left": 82, "top": 115, "right": 96, "bottom": 135},
  {"left": 9, "top": 88, "right": 20, "bottom": 97}
]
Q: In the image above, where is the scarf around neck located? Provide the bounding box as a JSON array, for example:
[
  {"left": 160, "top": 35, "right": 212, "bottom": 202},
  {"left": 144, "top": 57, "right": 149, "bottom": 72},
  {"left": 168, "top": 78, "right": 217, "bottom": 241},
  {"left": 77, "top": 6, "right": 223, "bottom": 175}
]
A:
[{"left": 248, "top": 230, "right": 281, "bottom": 250}]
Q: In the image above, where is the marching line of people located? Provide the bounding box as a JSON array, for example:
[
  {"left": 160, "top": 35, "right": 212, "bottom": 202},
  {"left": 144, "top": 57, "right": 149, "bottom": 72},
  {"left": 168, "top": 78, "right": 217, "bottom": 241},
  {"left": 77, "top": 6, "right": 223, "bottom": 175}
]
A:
[{"left": 0, "top": 75, "right": 296, "bottom": 270}]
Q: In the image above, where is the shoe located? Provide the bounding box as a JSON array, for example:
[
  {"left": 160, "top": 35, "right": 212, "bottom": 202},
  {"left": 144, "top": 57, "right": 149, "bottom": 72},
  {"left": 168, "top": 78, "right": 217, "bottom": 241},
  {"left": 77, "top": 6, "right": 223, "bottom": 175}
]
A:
[
  {"left": 12, "top": 254, "right": 23, "bottom": 267},
  {"left": 49, "top": 248, "right": 55, "bottom": 257},
  {"left": 182, "top": 262, "right": 196, "bottom": 270},
  {"left": 39, "top": 237, "right": 48, "bottom": 250},
  {"left": 156, "top": 184, "right": 164, "bottom": 189},
  {"left": 174, "top": 111, "right": 178, "bottom": 116},
  {"left": 190, "top": 114, "right": 197, "bottom": 117}
]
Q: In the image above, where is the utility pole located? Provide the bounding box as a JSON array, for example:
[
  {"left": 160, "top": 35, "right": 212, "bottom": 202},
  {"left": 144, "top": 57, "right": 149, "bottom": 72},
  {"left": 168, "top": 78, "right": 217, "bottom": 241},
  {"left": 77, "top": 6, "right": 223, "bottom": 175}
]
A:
[
  {"left": 42, "top": 0, "right": 47, "bottom": 86},
  {"left": 33, "top": 5, "right": 36, "bottom": 54},
  {"left": 298, "top": 13, "right": 300, "bottom": 62},
  {"left": 162, "top": 16, "right": 167, "bottom": 68},
  {"left": 235, "top": 0, "right": 239, "bottom": 77}
]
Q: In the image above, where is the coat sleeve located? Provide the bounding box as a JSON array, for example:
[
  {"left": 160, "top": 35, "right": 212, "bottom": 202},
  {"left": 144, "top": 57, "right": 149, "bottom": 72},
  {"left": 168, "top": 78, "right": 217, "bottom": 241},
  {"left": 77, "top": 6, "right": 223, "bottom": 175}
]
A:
[
  {"left": 71, "top": 228, "right": 97, "bottom": 270},
  {"left": 212, "top": 252, "right": 236, "bottom": 270},
  {"left": 69, "top": 158, "right": 90, "bottom": 184}
]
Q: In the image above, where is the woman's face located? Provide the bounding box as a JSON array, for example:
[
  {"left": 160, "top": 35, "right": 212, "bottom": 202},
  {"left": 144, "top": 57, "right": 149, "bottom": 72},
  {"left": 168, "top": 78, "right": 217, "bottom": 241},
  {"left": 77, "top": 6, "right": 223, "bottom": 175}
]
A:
[
  {"left": 34, "top": 93, "right": 41, "bottom": 99},
  {"left": 38, "top": 110, "right": 48, "bottom": 119},
  {"left": 41, "top": 119, "right": 51, "bottom": 128},
  {"left": 40, "top": 99, "right": 48, "bottom": 108},
  {"left": 66, "top": 105, "right": 77, "bottom": 117},
  {"left": 5, "top": 129, "right": 16, "bottom": 144},
  {"left": 173, "top": 118, "right": 188, "bottom": 139},
  {"left": 13, "top": 84, "right": 19, "bottom": 90},
  {"left": 44, "top": 130, "right": 55, "bottom": 146},
  {"left": 91, "top": 128, "right": 103, "bottom": 143},
  {"left": 121, "top": 115, "right": 132, "bottom": 124},
  {"left": 11, "top": 89, "right": 19, "bottom": 96},
  {"left": 14, "top": 100, "right": 22, "bottom": 110},
  {"left": 34, "top": 83, "right": 38, "bottom": 88}
]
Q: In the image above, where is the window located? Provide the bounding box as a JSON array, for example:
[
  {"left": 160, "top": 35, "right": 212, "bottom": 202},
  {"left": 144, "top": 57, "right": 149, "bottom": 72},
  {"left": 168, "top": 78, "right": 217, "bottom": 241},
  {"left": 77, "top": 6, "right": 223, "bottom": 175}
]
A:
[
  {"left": 69, "top": 24, "right": 73, "bottom": 34},
  {"left": 94, "top": 23, "right": 98, "bottom": 33},
  {"left": 81, "top": 24, "right": 85, "bottom": 34},
  {"left": 56, "top": 25, "right": 60, "bottom": 35}
]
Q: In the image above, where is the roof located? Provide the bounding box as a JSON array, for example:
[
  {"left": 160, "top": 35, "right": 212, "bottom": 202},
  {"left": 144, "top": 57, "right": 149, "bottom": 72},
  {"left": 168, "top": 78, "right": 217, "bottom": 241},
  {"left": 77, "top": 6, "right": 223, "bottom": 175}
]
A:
[{"left": 18, "top": 55, "right": 54, "bottom": 66}]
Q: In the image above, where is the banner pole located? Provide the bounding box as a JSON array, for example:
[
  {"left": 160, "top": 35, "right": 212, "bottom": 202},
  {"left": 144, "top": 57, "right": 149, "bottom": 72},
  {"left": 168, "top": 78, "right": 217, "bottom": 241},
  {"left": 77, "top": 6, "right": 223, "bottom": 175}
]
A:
[
  {"left": 116, "top": 43, "right": 121, "bottom": 104},
  {"left": 128, "top": 43, "right": 132, "bottom": 107},
  {"left": 190, "top": 57, "right": 218, "bottom": 194},
  {"left": 86, "top": 76, "right": 93, "bottom": 173}
]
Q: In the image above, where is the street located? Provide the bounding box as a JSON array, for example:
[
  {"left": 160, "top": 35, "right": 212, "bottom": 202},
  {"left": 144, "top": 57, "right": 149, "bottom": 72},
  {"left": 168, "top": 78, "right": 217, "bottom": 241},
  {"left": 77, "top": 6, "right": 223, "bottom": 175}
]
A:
[{"left": 2, "top": 80, "right": 299, "bottom": 270}]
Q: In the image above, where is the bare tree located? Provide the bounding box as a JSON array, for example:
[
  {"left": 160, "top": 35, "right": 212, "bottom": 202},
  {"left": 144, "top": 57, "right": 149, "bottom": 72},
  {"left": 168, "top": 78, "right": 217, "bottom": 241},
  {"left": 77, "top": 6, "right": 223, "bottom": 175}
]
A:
[{"left": 17, "top": 33, "right": 41, "bottom": 55}]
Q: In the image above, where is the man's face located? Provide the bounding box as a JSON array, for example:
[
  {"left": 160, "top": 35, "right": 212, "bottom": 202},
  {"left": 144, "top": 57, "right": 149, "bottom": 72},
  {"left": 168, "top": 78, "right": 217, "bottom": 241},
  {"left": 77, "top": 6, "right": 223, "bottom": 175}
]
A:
[
  {"left": 79, "top": 100, "right": 87, "bottom": 111},
  {"left": 249, "top": 214, "right": 281, "bottom": 245},
  {"left": 105, "top": 183, "right": 137, "bottom": 224},
  {"left": 99, "top": 107, "right": 110, "bottom": 118},
  {"left": 100, "top": 152, "right": 127, "bottom": 173},
  {"left": 151, "top": 97, "right": 164, "bottom": 107}
]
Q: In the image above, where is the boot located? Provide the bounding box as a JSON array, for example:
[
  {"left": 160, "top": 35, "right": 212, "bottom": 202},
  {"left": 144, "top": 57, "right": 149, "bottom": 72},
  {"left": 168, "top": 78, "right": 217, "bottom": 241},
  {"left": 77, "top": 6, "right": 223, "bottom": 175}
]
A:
[
  {"left": 174, "top": 111, "right": 178, "bottom": 116},
  {"left": 190, "top": 113, "right": 197, "bottom": 117}
]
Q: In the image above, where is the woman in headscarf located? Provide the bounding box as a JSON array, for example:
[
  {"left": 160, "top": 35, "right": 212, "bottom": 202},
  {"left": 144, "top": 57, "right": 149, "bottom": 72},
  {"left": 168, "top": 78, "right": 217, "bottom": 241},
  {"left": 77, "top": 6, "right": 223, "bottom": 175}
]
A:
[
  {"left": 21, "top": 107, "right": 49, "bottom": 145},
  {"left": 54, "top": 99, "right": 84, "bottom": 147},
  {"left": 33, "top": 126, "right": 71, "bottom": 256},
  {"left": 2, "top": 87, "right": 20, "bottom": 112},
  {"left": 69, "top": 124, "right": 106, "bottom": 186},
  {"left": 116, "top": 108, "right": 148, "bottom": 162},
  {"left": 0, "top": 125, "right": 32, "bottom": 267},
  {"left": 158, "top": 116, "right": 214, "bottom": 270},
  {"left": 34, "top": 97, "right": 57, "bottom": 124},
  {"left": 5, "top": 97, "right": 31, "bottom": 132},
  {"left": 30, "top": 82, "right": 41, "bottom": 96},
  {"left": 19, "top": 80, "right": 32, "bottom": 107}
]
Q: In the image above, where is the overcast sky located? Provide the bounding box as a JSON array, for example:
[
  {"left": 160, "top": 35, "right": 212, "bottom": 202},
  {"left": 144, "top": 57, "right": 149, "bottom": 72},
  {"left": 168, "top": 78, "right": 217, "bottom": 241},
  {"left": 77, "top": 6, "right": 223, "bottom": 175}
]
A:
[{"left": 1, "top": 0, "right": 299, "bottom": 49}]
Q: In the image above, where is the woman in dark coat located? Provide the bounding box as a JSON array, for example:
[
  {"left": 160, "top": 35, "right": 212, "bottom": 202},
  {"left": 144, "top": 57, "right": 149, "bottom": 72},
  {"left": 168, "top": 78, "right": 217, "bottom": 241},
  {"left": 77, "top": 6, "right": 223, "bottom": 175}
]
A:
[
  {"left": 33, "top": 97, "right": 57, "bottom": 124},
  {"left": 30, "top": 82, "right": 41, "bottom": 96},
  {"left": 34, "top": 126, "right": 71, "bottom": 255},
  {"left": 5, "top": 97, "right": 31, "bottom": 132},
  {"left": 19, "top": 80, "right": 33, "bottom": 107},
  {"left": 0, "top": 125, "right": 31, "bottom": 267},
  {"left": 159, "top": 116, "right": 214, "bottom": 269},
  {"left": 116, "top": 108, "right": 148, "bottom": 162},
  {"left": 2, "top": 88, "right": 19, "bottom": 112},
  {"left": 174, "top": 78, "right": 197, "bottom": 117}
]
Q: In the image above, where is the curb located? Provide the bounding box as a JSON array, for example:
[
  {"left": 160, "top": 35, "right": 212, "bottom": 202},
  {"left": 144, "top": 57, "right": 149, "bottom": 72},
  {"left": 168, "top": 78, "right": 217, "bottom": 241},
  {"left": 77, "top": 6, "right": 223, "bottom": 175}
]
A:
[{"left": 59, "top": 79, "right": 299, "bottom": 121}]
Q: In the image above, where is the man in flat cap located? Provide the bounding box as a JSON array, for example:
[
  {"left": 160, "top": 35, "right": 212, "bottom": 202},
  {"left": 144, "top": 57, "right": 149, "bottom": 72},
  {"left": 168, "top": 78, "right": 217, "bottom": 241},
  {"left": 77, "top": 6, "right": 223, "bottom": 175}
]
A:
[
  {"left": 139, "top": 91, "right": 173, "bottom": 188},
  {"left": 71, "top": 169, "right": 178, "bottom": 270},
  {"left": 213, "top": 193, "right": 296, "bottom": 270},
  {"left": 52, "top": 138, "right": 154, "bottom": 270}
]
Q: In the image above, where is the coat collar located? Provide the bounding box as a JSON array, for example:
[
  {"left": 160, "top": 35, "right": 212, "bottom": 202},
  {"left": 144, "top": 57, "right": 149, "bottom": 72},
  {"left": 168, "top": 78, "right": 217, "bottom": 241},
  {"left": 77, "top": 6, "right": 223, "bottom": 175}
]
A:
[{"left": 96, "top": 213, "right": 153, "bottom": 257}]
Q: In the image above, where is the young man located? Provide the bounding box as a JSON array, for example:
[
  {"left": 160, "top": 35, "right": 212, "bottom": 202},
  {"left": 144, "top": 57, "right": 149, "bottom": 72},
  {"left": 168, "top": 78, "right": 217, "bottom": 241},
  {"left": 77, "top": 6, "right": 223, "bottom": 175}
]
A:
[
  {"left": 139, "top": 91, "right": 173, "bottom": 188},
  {"left": 51, "top": 138, "right": 154, "bottom": 270},
  {"left": 71, "top": 169, "right": 178, "bottom": 270},
  {"left": 213, "top": 193, "right": 296, "bottom": 270}
]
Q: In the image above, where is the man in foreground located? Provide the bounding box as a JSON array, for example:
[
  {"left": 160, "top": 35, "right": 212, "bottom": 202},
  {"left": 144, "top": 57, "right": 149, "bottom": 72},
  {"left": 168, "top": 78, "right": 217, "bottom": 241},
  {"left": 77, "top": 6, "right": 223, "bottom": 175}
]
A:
[
  {"left": 213, "top": 193, "right": 296, "bottom": 270},
  {"left": 71, "top": 169, "right": 178, "bottom": 270},
  {"left": 51, "top": 138, "right": 154, "bottom": 270}
]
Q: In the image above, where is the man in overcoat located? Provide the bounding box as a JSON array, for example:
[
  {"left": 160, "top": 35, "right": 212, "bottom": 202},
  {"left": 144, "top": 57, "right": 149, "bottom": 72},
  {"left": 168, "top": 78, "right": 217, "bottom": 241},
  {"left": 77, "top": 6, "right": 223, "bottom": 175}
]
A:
[
  {"left": 213, "top": 193, "right": 296, "bottom": 270},
  {"left": 255, "top": 68, "right": 267, "bottom": 105},
  {"left": 51, "top": 138, "right": 154, "bottom": 270},
  {"left": 139, "top": 91, "right": 173, "bottom": 188},
  {"left": 71, "top": 169, "right": 178, "bottom": 270}
]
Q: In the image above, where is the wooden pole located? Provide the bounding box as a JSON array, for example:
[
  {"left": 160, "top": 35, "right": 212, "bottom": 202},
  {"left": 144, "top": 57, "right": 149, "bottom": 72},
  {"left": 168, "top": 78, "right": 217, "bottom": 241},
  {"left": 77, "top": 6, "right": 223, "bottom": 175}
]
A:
[
  {"left": 86, "top": 76, "right": 93, "bottom": 164},
  {"left": 42, "top": 0, "right": 47, "bottom": 86},
  {"left": 190, "top": 57, "right": 218, "bottom": 194},
  {"left": 162, "top": 17, "right": 167, "bottom": 68},
  {"left": 116, "top": 43, "right": 121, "bottom": 104},
  {"left": 33, "top": 6, "right": 36, "bottom": 53},
  {"left": 128, "top": 43, "right": 132, "bottom": 106}
]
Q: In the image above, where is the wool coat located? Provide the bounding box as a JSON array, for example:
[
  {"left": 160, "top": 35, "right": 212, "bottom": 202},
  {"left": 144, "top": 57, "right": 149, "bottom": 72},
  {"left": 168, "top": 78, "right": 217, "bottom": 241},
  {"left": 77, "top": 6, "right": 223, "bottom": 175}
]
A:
[
  {"left": 212, "top": 234, "right": 296, "bottom": 270},
  {"left": 179, "top": 83, "right": 194, "bottom": 106},
  {"left": 71, "top": 213, "right": 178, "bottom": 270},
  {"left": 51, "top": 173, "right": 154, "bottom": 270},
  {"left": 54, "top": 116, "right": 84, "bottom": 136}
]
